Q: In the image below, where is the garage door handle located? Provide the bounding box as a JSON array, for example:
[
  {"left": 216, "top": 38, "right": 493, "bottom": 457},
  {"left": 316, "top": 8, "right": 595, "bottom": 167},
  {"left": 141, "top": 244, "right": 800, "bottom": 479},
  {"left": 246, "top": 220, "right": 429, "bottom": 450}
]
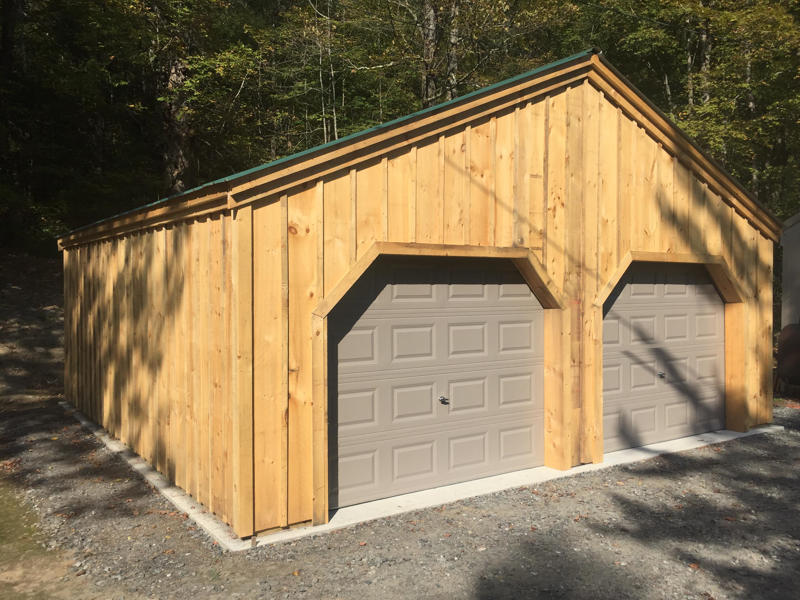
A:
[
  {"left": 657, "top": 371, "right": 665, "bottom": 378},
  {"left": 438, "top": 395, "right": 450, "bottom": 406}
]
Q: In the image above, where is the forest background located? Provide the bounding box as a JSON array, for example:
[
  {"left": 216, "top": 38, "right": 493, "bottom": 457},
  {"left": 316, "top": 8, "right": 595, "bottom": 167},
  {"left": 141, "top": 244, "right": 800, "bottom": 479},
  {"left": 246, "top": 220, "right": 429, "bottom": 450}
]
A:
[{"left": 1, "top": 0, "right": 798, "bottom": 265}]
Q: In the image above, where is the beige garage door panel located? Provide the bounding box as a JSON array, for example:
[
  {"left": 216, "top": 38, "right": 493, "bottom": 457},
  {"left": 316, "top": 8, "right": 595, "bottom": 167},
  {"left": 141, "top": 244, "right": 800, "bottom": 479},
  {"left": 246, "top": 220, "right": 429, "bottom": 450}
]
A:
[
  {"left": 602, "top": 263, "right": 725, "bottom": 453},
  {"left": 330, "top": 257, "right": 544, "bottom": 508}
]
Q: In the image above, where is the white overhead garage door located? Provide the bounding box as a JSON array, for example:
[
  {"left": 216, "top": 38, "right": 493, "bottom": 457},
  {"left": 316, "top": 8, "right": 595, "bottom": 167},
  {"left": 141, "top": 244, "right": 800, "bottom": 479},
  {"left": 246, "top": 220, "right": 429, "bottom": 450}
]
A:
[
  {"left": 602, "top": 263, "right": 725, "bottom": 452},
  {"left": 329, "top": 257, "right": 544, "bottom": 508}
]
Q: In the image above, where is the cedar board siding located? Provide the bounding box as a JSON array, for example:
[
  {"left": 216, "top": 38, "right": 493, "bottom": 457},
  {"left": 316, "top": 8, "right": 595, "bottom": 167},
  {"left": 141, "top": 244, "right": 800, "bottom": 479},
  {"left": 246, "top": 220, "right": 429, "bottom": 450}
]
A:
[{"left": 63, "top": 72, "right": 775, "bottom": 537}]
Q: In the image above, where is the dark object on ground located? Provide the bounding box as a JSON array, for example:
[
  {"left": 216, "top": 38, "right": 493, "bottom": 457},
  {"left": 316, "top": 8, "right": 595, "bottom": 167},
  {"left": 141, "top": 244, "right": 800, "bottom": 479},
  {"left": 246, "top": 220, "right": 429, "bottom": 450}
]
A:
[{"left": 776, "top": 324, "right": 800, "bottom": 396}]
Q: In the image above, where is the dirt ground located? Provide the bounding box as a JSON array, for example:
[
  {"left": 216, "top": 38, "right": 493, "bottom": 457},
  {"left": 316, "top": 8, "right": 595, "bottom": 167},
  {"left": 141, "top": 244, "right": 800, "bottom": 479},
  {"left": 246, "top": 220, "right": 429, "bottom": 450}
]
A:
[{"left": 2, "top": 252, "right": 800, "bottom": 600}]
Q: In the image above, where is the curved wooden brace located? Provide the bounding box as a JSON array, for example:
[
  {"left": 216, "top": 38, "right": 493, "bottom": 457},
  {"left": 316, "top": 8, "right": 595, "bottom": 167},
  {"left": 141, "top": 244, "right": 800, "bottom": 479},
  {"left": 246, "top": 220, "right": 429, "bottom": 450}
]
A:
[
  {"left": 594, "top": 251, "right": 744, "bottom": 309},
  {"left": 311, "top": 242, "right": 566, "bottom": 524}
]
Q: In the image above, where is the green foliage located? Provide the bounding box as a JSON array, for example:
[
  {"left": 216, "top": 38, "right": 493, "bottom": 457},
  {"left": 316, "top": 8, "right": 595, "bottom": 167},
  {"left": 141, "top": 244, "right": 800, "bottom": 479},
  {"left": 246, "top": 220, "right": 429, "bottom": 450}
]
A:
[{"left": 1, "top": 0, "right": 798, "bottom": 253}]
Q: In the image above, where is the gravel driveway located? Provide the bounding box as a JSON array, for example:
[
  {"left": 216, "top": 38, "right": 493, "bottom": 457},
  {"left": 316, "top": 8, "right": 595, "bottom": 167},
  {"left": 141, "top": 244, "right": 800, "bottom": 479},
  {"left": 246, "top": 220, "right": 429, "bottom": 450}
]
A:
[{"left": 2, "top": 253, "right": 800, "bottom": 600}]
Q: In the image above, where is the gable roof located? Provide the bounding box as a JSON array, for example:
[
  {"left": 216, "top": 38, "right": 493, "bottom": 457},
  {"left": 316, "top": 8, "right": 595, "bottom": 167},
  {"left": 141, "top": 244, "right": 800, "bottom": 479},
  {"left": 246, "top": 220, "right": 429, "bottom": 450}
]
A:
[{"left": 58, "top": 49, "right": 781, "bottom": 248}]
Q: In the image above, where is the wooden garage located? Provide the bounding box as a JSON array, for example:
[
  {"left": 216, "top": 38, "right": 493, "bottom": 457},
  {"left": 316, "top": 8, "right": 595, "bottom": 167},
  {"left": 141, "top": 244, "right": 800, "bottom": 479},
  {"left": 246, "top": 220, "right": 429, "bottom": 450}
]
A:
[{"left": 58, "top": 49, "right": 780, "bottom": 539}]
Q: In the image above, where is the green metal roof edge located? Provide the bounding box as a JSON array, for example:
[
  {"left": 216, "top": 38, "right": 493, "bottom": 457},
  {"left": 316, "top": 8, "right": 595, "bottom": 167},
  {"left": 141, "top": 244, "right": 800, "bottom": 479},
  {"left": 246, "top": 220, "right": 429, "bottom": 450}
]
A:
[{"left": 61, "top": 48, "right": 598, "bottom": 239}]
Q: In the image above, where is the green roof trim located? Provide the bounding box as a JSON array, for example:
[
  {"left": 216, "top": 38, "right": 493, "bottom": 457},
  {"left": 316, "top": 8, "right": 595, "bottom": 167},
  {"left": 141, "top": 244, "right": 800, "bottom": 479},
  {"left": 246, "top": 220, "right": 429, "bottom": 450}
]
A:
[{"left": 63, "top": 48, "right": 598, "bottom": 237}]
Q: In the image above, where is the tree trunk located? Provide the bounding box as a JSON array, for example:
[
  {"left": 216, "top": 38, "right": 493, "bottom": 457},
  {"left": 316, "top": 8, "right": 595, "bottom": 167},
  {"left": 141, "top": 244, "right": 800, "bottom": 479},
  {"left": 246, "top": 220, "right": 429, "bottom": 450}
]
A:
[
  {"left": 1, "top": 0, "right": 21, "bottom": 73},
  {"left": 445, "top": 1, "right": 460, "bottom": 101},
  {"left": 421, "top": 0, "right": 438, "bottom": 107},
  {"left": 699, "top": 18, "right": 711, "bottom": 105},
  {"left": 163, "top": 60, "right": 190, "bottom": 195}
]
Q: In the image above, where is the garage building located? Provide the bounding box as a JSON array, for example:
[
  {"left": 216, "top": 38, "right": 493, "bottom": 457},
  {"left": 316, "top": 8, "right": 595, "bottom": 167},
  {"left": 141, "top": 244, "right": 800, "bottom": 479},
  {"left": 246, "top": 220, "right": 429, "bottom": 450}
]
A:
[{"left": 58, "top": 50, "right": 780, "bottom": 538}]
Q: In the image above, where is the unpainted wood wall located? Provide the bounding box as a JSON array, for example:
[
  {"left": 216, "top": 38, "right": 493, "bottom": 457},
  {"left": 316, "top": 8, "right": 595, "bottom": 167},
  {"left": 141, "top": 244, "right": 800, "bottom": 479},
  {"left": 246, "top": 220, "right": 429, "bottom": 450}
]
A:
[
  {"left": 63, "top": 214, "right": 251, "bottom": 533},
  {"left": 64, "top": 79, "right": 774, "bottom": 538}
]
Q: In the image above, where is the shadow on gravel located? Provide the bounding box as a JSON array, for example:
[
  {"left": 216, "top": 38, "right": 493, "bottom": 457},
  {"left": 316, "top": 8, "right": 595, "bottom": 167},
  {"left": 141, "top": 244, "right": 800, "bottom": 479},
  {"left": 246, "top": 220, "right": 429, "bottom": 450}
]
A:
[
  {"left": 0, "top": 254, "right": 151, "bottom": 523},
  {"left": 475, "top": 428, "right": 800, "bottom": 599},
  {"left": 0, "top": 396, "right": 152, "bottom": 520},
  {"left": 475, "top": 537, "right": 649, "bottom": 600}
]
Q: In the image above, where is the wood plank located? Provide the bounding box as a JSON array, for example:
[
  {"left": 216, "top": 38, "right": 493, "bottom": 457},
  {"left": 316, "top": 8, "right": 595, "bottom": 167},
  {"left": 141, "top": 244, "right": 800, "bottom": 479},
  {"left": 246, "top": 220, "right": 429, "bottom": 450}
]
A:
[
  {"left": 526, "top": 99, "right": 546, "bottom": 257},
  {"left": 656, "top": 143, "right": 674, "bottom": 253},
  {"left": 494, "top": 110, "right": 515, "bottom": 247},
  {"left": 757, "top": 233, "right": 773, "bottom": 424},
  {"left": 323, "top": 174, "right": 352, "bottom": 295},
  {"left": 387, "top": 150, "right": 413, "bottom": 242},
  {"left": 597, "top": 99, "right": 618, "bottom": 284},
  {"left": 415, "top": 137, "right": 444, "bottom": 243},
  {"left": 703, "top": 186, "right": 724, "bottom": 256},
  {"left": 356, "top": 160, "right": 385, "bottom": 258},
  {"left": 223, "top": 214, "right": 234, "bottom": 522},
  {"left": 183, "top": 223, "right": 197, "bottom": 499},
  {"left": 311, "top": 313, "right": 328, "bottom": 525},
  {"left": 280, "top": 196, "right": 290, "bottom": 526},
  {"left": 689, "top": 175, "right": 707, "bottom": 255},
  {"left": 253, "top": 198, "right": 287, "bottom": 531},
  {"left": 724, "top": 300, "right": 747, "bottom": 431},
  {"left": 171, "top": 225, "right": 186, "bottom": 488},
  {"left": 288, "top": 184, "right": 320, "bottom": 524},
  {"left": 62, "top": 250, "right": 72, "bottom": 405},
  {"left": 641, "top": 130, "right": 659, "bottom": 252},
  {"left": 209, "top": 216, "right": 226, "bottom": 516},
  {"left": 546, "top": 92, "right": 567, "bottom": 286},
  {"left": 671, "top": 160, "right": 691, "bottom": 254},
  {"left": 137, "top": 233, "right": 152, "bottom": 459},
  {"left": 199, "top": 219, "right": 213, "bottom": 506},
  {"left": 107, "top": 239, "right": 119, "bottom": 437},
  {"left": 468, "top": 120, "right": 494, "bottom": 246},
  {"left": 155, "top": 228, "right": 168, "bottom": 476},
  {"left": 87, "top": 243, "right": 96, "bottom": 420},
  {"left": 543, "top": 308, "right": 568, "bottom": 469},
  {"left": 121, "top": 237, "right": 132, "bottom": 447},
  {"left": 443, "top": 129, "right": 467, "bottom": 245},
  {"left": 232, "top": 205, "right": 255, "bottom": 536},
  {"left": 617, "top": 115, "right": 634, "bottom": 259},
  {"left": 564, "top": 84, "right": 583, "bottom": 466},
  {"left": 732, "top": 210, "right": 758, "bottom": 429},
  {"left": 513, "top": 106, "right": 529, "bottom": 248},
  {"left": 580, "top": 81, "right": 601, "bottom": 464}
]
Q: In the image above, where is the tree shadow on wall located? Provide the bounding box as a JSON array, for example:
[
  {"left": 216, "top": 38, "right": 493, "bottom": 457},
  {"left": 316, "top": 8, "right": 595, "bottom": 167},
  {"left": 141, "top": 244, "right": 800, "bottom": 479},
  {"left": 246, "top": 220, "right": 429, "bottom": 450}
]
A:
[{"left": 0, "top": 217, "right": 194, "bottom": 521}]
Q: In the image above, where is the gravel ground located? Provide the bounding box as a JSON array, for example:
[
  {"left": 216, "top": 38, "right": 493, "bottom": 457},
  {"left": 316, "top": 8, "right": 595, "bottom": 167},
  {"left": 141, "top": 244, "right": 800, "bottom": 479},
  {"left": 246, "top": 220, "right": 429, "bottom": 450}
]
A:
[{"left": 2, "top": 253, "right": 800, "bottom": 600}]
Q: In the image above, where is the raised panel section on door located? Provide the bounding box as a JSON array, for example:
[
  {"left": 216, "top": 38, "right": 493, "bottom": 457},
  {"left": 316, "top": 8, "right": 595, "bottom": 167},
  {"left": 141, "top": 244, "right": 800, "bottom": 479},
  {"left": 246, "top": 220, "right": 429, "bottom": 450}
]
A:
[{"left": 329, "top": 257, "right": 544, "bottom": 508}]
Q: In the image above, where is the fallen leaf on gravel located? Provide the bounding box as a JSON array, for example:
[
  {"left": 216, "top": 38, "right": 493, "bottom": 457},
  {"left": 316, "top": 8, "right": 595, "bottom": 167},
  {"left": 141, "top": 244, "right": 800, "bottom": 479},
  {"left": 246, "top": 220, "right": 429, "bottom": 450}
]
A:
[
  {"left": 359, "top": 541, "right": 367, "bottom": 546},
  {"left": 0, "top": 458, "right": 20, "bottom": 472},
  {"left": 689, "top": 563, "right": 701, "bottom": 570}
]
